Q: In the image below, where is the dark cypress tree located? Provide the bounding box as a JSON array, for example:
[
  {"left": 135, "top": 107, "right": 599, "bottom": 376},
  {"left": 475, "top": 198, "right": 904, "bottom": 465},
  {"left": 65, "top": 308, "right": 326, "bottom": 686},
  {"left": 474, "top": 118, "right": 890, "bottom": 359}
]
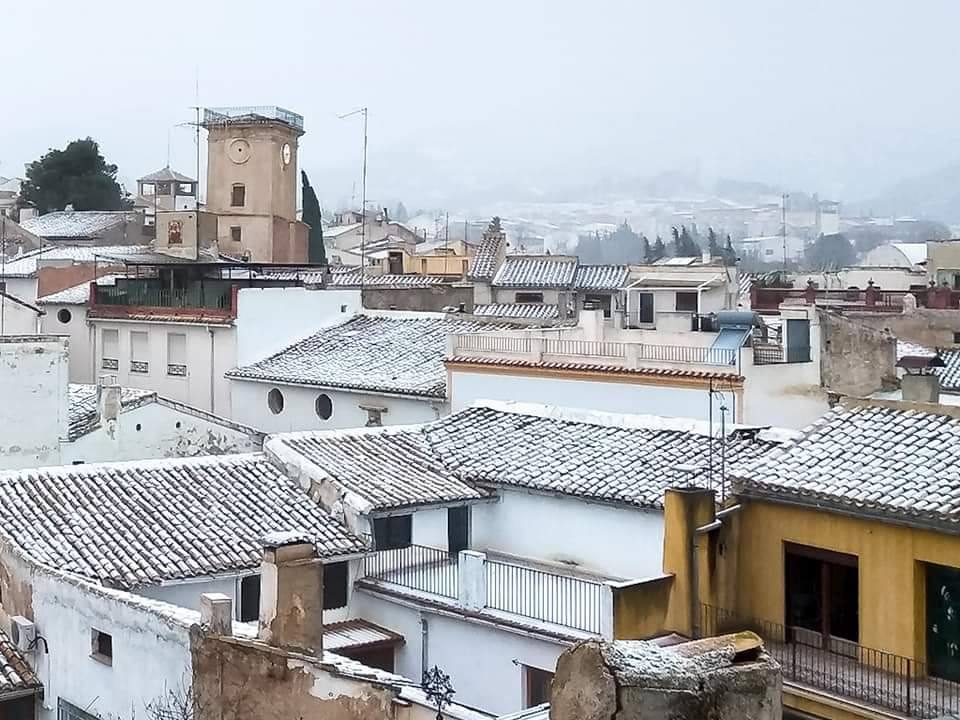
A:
[
  {"left": 707, "top": 227, "right": 721, "bottom": 258},
  {"left": 653, "top": 235, "right": 666, "bottom": 261},
  {"left": 642, "top": 235, "right": 652, "bottom": 263},
  {"left": 669, "top": 226, "right": 681, "bottom": 256},
  {"left": 724, "top": 234, "right": 737, "bottom": 265},
  {"left": 301, "top": 171, "right": 327, "bottom": 266}
]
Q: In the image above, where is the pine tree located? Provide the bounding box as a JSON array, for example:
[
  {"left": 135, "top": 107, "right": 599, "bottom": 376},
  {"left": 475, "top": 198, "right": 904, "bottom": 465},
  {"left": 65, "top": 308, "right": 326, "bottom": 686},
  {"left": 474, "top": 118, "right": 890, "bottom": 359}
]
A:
[
  {"left": 642, "top": 235, "right": 652, "bottom": 263},
  {"left": 723, "top": 234, "right": 737, "bottom": 266},
  {"left": 652, "top": 236, "right": 666, "bottom": 261},
  {"left": 707, "top": 227, "right": 721, "bottom": 258},
  {"left": 679, "top": 226, "right": 700, "bottom": 256},
  {"left": 670, "top": 226, "right": 681, "bottom": 257}
]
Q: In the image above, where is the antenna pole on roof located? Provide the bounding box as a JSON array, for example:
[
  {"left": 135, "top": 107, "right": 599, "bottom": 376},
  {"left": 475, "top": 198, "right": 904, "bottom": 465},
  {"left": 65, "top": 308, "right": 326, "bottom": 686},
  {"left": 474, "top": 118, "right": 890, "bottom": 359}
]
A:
[
  {"left": 781, "top": 192, "right": 789, "bottom": 271},
  {"left": 338, "top": 107, "right": 369, "bottom": 291}
]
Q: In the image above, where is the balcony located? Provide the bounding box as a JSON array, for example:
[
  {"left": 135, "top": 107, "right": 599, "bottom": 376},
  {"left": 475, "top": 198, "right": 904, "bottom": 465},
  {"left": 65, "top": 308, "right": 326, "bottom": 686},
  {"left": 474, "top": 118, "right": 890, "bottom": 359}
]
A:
[
  {"left": 701, "top": 604, "right": 960, "bottom": 718},
  {"left": 90, "top": 279, "right": 237, "bottom": 321},
  {"left": 448, "top": 334, "right": 738, "bottom": 369},
  {"left": 361, "top": 544, "right": 613, "bottom": 637}
]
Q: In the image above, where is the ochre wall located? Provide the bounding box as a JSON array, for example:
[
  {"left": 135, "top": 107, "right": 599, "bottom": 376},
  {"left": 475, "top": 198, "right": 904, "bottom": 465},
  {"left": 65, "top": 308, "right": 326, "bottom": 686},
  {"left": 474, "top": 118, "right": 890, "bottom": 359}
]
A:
[
  {"left": 720, "top": 498, "right": 960, "bottom": 663},
  {"left": 613, "top": 575, "right": 673, "bottom": 639}
]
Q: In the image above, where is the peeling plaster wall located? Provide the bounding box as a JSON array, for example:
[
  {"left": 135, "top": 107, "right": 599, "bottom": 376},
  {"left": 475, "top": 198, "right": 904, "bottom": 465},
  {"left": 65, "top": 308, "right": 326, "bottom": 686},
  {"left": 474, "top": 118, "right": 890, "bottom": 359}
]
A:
[
  {"left": 63, "top": 401, "right": 263, "bottom": 465},
  {"left": 0, "top": 336, "right": 68, "bottom": 469}
]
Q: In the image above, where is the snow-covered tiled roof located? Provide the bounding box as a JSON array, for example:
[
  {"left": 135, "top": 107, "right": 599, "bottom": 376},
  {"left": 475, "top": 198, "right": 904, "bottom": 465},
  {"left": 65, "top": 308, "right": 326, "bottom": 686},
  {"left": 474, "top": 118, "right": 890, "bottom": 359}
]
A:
[
  {"left": 324, "top": 619, "right": 405, "bottom": 652},
  {"left": 732, "top": 403, "right": 960, "bottom": 530},
  {"left": 936, "top": 349, "right": 960, "bottom": 392},
  {"left": 896, "top": 340, "right": 937, "bottom": 361},
  {"left": 328, "top": 271, "right": 449, "bottom": 288},
  {"left": 0, "top": 244, "right": 153, "bottom": 277},
  {"left": 228, "top": 314, "right": 515, "bottom": 398},
  {"left": 492, "top": 255, "right": 578, "bottom": 288},
  {"left": 37, "top": 273, "right": 122, "bottom": 305},
  {"left": 0, "top": 630, "right": 41, "bottom": 700},
  {"left": 424, "top": 402, "right": 780, "bottom": 508},
  {"left": 20, "top": 211, "right": 142, "bottom": 239},
  {"left": 268, "top": 427, "right": 484, "bottom": 511},
  {"left": 467, "top": 232, "right": 505, "bottom": 281},
  {"left": 445, "top": 356, "right": 742, "bottom": 382},
  {"left": 324, "top": 223, "right": 362, "bottom": 238},
  {"left": 574, "top": 265, "right": 628, "bottom": 291},
  {"left": 0, "top": 454, "right": 365, "bottom": 589},
  {"left": 68, "top": 383, "right": 155, "bottom": 440},
  {"left": 473, "top": 303, "right": 560, "bottom": 320},
  {"left": 138, "top": 166, "right": 196, "bottom": 183}
]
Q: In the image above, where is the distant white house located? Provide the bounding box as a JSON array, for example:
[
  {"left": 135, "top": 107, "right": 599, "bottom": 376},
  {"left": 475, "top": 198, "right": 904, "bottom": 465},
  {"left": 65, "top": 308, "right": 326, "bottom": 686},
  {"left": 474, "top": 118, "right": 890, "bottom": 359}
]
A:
[{"left": 734, "top": 235, "right": 806, "bottom": 264}]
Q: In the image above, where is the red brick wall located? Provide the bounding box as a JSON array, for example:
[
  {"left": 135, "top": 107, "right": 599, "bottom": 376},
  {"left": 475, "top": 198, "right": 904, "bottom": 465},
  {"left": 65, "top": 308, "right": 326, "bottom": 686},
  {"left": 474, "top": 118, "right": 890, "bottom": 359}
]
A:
[{"left": 37, "top": 263, "right": 125, "bottom": 299}]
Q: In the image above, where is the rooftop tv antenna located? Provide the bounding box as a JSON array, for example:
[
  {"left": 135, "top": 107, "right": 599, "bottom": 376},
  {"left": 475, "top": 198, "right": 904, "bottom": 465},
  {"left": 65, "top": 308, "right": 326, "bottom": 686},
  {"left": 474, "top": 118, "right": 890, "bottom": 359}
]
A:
[{"left": 338, "top": 107, "right": 368, "bottom": 288}]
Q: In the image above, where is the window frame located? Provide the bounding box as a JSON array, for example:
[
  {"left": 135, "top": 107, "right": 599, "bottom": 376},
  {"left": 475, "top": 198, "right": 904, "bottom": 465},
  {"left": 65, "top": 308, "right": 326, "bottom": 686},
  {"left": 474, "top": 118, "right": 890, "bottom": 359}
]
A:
[
  {"left": 230, "top": 225, "right": 242, "bottom": 243},
  {"left": 373, "top": 515, "right": 412, "bottom": 550},
  {"left": 91, "top": 628, "right": 113, "bottom": 666},
  {"left": 239, "top": 574, "right": 260, "bottom": 622},
  {"left": 523, "top": 665, "right": 554, "bottom": 708},
  {"left": 675, "top": 291, "right": 699, "bottom": 313},
  {"left": 515, "top": 292, "right": 544, "bottom": 304},
  {"left": 231, "top": 184, "right": 246, "bottom": 208}
]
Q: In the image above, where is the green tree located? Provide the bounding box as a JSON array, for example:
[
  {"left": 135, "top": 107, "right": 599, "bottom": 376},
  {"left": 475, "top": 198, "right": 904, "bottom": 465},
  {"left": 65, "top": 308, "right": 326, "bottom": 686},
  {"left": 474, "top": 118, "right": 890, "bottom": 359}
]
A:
[
  {"left": 652, "top": 235, "right": 666, "bottom": 261},
  {"left": 301, "top": 171, "right": 327, "bottom": 265},
  {"left": 707, "top": 227, "right": 721, "bottom": 257},
  {"left": 679, "top": 225, "right": 700, "bottom": 256},
  {"left": 723, "top": 234, "right": 737, "bottom": 265},
  {"left": 19, "top": 138, "right": 130, "bottom": 213},
  {"left": 642, "top": 235, "right": 652, "bottom": 262},
  {"left": 806, "top": 233, "right": 855, "bottom": 270},
  {"left": 669, "top": 226, "right": 681, "bottom": 256}
]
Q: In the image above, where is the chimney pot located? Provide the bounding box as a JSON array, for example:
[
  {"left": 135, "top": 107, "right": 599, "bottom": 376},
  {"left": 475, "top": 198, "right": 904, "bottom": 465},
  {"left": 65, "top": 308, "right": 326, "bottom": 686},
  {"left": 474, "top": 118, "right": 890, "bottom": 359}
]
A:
[{"left": 200, "top": 593, "right": 233, "bottom": 636}]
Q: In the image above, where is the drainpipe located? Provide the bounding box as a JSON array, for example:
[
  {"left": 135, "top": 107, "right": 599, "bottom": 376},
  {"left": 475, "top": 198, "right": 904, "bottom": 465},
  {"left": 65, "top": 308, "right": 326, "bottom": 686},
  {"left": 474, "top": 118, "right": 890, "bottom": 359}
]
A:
[
  {"left": 420, "top": 616, "right": 429, "bottom": 675},
  {"left": 207, "top": 326, "right": 216, "bottom": 413}
]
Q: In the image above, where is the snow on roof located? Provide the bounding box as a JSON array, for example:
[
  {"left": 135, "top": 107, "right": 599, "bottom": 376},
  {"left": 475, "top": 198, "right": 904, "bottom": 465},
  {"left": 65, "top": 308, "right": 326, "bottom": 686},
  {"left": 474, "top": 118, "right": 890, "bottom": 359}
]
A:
[
  {"left": 323, "top": 619, "right": 405, "bottom": 652},
  {"left": 896, "top": 340, "right": 937, "bottom": 361},
  {"left": 324, "top": 223, "right": 362, "bottom": 238},
  {"left": 67, "top": 383, "right": 155, "bottom": 439},
  {"left": 37, "top": 273, "right": 122, "bottom": 305},
  {"left": 227, "top": 314, "right": 516, "bottom": 398},
  {"left": 137, "top": 166, "right": 196, "bottom": 183},
  {"left": 574, "top": 265, "right": 628, "bottom": 291},
  {"left": 0, "top": 629, "right": 42, "bottom": 700},
  {"left": 493, "top": 255, "right": 578, "bottom": 288},
  {"left": 0, "top": 453, "right": 366, "bottom": 588},
  {"left": 891, "top": 242, "right": 927, "bottom": 266},
  {"left": 328, "top": 271, "right": 449, "bottom": 288},
  {"left": 732, "top": 403, "right": 960, "bottom": 530},
  {"left": 467, "top": 231, "right": 505, "bottom": 281},
  {"left": 937, "top": 349, "right": 960, "bottom": 392},
  {"left": 20, "top": 211, "right": 142, "bottom": 239},
  {"left": 0, "top": 244, "right": 153, "bottom": 278},
  {"left": 267, "top": 425, "right": 485, "bottom": 512},
  {"left": 473, "top": 303, "right": 560, "bottom": 320}
]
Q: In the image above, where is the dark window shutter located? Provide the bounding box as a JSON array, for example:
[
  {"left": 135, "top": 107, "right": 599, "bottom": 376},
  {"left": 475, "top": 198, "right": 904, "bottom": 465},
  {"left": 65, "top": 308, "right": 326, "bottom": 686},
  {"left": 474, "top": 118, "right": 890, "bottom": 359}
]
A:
[{"left": 323, "top": 562, "right": 349, "bottom": 610}]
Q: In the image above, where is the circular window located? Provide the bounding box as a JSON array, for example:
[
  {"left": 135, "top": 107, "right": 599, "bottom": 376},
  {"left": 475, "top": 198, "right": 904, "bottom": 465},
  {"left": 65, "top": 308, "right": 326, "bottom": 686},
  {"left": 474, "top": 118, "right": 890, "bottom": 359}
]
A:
[
  {"left": 57, "top": 308, "right": 72, "bottom": 324},
  {"left": 315, "top": 393, "right": 333, "bottom": 420},
  {"left": 135, "top": 423, "right": 142, "bottom": 432},
  {"left": 267, "top": 388, "right": 285, "bottom": 415}
]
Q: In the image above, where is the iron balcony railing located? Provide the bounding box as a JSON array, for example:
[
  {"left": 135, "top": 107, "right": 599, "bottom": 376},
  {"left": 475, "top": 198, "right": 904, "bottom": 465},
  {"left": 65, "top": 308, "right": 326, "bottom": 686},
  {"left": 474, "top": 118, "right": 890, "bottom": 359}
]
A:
[
  {"left": 485, "top": 560, "right": 603, "bottom": 635},
  {"left": 752, "top": 343, "right": 785, "bottom": 365},
  {"left": 701, "top": 604, "right": 960, "bottom": 718},
  {"left": 363, "top": 543, "right": 458, "bottom": 599},
  {"left": 93, "top": 285, "right": 233, "bottom": 311}
]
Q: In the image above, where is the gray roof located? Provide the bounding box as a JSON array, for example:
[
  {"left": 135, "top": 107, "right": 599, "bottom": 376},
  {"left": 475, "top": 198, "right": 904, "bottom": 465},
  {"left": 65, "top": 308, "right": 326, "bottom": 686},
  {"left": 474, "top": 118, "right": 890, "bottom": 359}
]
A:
[
  {"left": 0, "top": 453, "right": 365, "bottom": 589},
  {"left": 424, "top": 403, "right": 780, "bottom": 508},
  {"left": 68, "top": 383, "right": 155, "bottom": 440},
  {"left": 38, "top": 273, "right": 122, "bottom": 305},
  {"left": 138, "top": 166, "right": 196, "bottom": 183},
  {"left": 493, "top": 255, "right": 578, "bottom": 288},
  {"left": 473, "top": 303, "right": 560, "bottom": 320},
  {"left": 0, "top": 630, "right": 41, "bottom": 700},
  {"left": 227, "top": 314, "right": 514, "bottom": 398},
  {"left": 732, "top": 403, "right": 960, "bottom": 531},
  {"left": 329, "top": 271, "right": 449, "bottom": 288},
  {"left": 575, "top": 265, "right": 629, "bottom": 291},
  {"left": 269, "top": 427, "right": 484, "bottom": 511},
  {"left": 0, "top": 244, "right": 153, "bottom": 278},
  {"left": 467, "top": 232, "right": 505, "bottom": 281},
  {"left": 20, "top": 211, "right": 142, "bottom": 239},
  {"left": 936, "top": 350, "right": 960, "bottom": 391},
  {"left": 271, "top": 402, "right": 782, "bottom": 512}
]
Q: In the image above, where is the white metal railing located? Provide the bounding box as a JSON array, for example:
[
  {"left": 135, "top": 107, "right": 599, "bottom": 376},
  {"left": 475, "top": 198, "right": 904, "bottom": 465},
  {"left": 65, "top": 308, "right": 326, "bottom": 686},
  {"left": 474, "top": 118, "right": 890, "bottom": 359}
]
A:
[
  {"left": 455, "top": 334, "right": 532, "bottom": 355},
  {"left": 543, "top": 338, "right": 627, "bottom": 359}
]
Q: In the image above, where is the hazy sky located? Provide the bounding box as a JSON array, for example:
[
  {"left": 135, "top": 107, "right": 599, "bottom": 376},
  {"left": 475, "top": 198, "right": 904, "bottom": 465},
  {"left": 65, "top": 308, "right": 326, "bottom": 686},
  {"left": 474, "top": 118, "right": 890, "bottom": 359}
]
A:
[{"left": 3, "top": 1, "right": 959, "bottom": 210}]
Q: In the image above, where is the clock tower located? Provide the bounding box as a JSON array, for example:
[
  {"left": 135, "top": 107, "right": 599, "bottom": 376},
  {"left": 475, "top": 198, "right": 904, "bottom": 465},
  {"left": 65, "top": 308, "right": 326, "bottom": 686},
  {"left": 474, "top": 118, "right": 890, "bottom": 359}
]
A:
[{"left": 203, "top": 106, "right": 307, "bottom": 262}]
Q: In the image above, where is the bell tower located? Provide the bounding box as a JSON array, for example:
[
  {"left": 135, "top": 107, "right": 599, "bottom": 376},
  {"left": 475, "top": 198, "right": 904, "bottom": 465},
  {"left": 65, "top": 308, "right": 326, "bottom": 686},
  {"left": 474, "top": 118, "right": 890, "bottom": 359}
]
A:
[{"left": 203, "top": 106, "right": 307, "bottom": 262}]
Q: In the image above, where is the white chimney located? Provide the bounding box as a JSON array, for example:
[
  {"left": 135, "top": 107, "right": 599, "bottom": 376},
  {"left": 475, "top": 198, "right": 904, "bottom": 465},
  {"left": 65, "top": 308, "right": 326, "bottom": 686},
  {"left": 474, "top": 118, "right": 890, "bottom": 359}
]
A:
[
  {"left": 200, "top": 593, "right": 233, "bottom": 636},
  {"left": 97, "top": 374, "right": 121, "bottom": 439}
]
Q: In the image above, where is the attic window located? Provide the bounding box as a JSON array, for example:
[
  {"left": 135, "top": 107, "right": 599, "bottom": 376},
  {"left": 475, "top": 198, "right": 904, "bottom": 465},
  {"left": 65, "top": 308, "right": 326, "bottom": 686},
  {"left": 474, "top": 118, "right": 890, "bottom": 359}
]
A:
[
  {"left": 267, "top": 388, "right": 284, "bottom": 414},
  {"left": 91, "top": 629, "right": 113, "bottom": 665}
]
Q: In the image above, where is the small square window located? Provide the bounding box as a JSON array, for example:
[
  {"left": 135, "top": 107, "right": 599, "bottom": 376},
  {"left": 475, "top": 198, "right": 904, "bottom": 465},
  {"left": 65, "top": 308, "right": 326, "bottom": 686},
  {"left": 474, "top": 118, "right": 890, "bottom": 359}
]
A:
[
  {"left": 91, "top": 629, "right": 113, "bottom": 665},
  {"left": 373, "top": 515, "right": 412, "bottom": 550},
  {"left": 953, "top": 332, "right": 960, "bottom": 344},
  {"left": 231, "top": 184, "right": 246, "bottom": 208}
]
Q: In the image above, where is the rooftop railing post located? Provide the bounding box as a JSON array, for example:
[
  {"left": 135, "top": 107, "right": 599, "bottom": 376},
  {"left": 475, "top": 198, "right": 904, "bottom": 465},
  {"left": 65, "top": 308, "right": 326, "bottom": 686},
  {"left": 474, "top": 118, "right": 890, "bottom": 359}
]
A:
[
  {"left": 600, "top": 582, "right": 614, "bottom": 640},
  {"left": 530, "top": 336, "right": 544, "bottom": 362},
  {"left": 458, "top": 550, "right": 486, "bottom": 611}
]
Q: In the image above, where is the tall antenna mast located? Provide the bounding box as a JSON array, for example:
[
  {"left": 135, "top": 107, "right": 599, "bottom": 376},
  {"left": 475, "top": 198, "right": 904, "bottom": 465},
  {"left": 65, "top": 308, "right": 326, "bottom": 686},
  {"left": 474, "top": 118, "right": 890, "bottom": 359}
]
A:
[{"left": 338, "top": 107, "right": 368, "bottom": 288}]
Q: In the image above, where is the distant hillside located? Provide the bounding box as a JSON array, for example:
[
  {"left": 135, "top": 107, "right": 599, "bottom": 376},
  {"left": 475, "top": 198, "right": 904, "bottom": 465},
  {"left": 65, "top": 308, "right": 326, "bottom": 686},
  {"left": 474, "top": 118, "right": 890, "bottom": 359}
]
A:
[{"left": 859, "top": 164, "right": 960, "bottom": 223}]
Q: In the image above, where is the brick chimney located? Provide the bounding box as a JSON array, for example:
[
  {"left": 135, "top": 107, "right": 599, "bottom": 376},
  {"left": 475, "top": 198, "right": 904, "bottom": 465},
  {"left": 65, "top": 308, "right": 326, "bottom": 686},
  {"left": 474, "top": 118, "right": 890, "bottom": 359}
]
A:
[{"left": 258, "top": 533, "right": 324, "bottom": 654}]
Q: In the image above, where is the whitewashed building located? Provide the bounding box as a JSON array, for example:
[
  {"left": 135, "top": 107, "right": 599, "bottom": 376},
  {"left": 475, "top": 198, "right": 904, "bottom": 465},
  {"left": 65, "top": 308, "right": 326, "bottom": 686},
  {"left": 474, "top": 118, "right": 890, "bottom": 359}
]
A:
[
  {"left": 263, "top": 400, "right": 785, "bottom": 715},
  {"left": 227, "top": 313, "right": 513, "bottom": 432}
]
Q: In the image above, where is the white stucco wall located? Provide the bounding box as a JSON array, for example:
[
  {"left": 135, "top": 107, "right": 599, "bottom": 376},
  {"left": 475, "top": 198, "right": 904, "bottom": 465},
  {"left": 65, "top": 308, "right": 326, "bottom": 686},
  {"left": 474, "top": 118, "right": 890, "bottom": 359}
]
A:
[
  {"left": 62, "top": 401, "right": 263, "bottom": 466},
  {"left": 449, "top": 369, "right": 734, "bottom": 423},
  {"left": 0, "top": 336, "right": 68, "bottom": 469},
  {"left": 235, "top": 287, "right": 361, "bottom": 366},
  {"left": 2, "top": 278, "right": 38, "bottom": 304},
  {"left": 40, "top": 304, "right": 93, "bottom": 383},
  {"left": 230, "top": 380, "right": 445, "bottom": 432},
  {"left": 0, "top": 294, "right": 41, "bottom": 335},
  {"left": 91, "top": 319, "right": 236, "bottom": 417},
  {"left": 471, "top": 490, "right": 664, "bottom": 580},
  {"left": 31, "top": 573, "right": 193, "bottom": 720},
  {"left": 353, "top": 590, "right": 567, "bottom": 716},
  {"left": 136, "top": 575, "right": 249, "bottom": 616}
]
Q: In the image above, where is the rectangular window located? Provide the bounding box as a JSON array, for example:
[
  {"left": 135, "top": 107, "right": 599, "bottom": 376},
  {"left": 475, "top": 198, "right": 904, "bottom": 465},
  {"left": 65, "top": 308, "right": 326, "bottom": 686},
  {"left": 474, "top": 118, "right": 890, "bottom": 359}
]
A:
[
  {"left": 785, "top": 543, "right": 858, "bottom": 650},
  {"left": 447, "top": 506, "right": 470, "bottom": 555},
  {"left": 584, "top": 294, "right": 612, "bottom": 318},
  {"left": 231, "top": 184, "right": 246, "bottom": 207},
  {"left": 516, "top": 292, "right": 544, "bottom": 303},
  {"left": 91, "top": 628, "right": 113, "bottom": 665},
  {"left": 230, "top": 226, "right": 242, "bottom": 243},
  {"left": 59, "top": 699, "right": 101, "bottom": 720},
  {"left": 373, "top": 515, "right": 412, "bottom": 550},
  {"left": 786, "top": 318, "right": 811, "bottom": 363},
  {"left": 523, "top": 665, "right": 554, "bottom": 708},
  {"left": 157, "top": 182, "right": 172, "bottom": 196},
  {"left": 634, "top": 292, "right": 654, "bottom": 324},
  {"left": 101, "top": 328, "right": 119, "bottom": 369},
  {"left": 167, "top": 332, "right": 187, "bottom": 376},
  {"left": 323, "top": 561, "right": 349, "bottom": 610},
  {"left": 675, "top": 291, "right": 698, "bottom": 313},
  {"left": 927, "top": 563, "right": 960, "bottom": 682},
  {"left": 130, "top": 331, "right": 149, "bottom": 374},
  {"left": 177, "top": 183, "right": 194, "bottom": 195},
  {"left": 239, "top": 574, "right": 260, "bottom": 622}
]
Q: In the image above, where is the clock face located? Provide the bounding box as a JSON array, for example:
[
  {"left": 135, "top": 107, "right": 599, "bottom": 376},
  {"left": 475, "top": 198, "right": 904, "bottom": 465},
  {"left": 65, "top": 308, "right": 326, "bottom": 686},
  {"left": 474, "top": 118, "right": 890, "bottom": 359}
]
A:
[
  {"left": 228, "top": 139, "right": 251, "bottom": 164},
  {"left": 281, "top": 143, "right": 292, "bottom": 166}
]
